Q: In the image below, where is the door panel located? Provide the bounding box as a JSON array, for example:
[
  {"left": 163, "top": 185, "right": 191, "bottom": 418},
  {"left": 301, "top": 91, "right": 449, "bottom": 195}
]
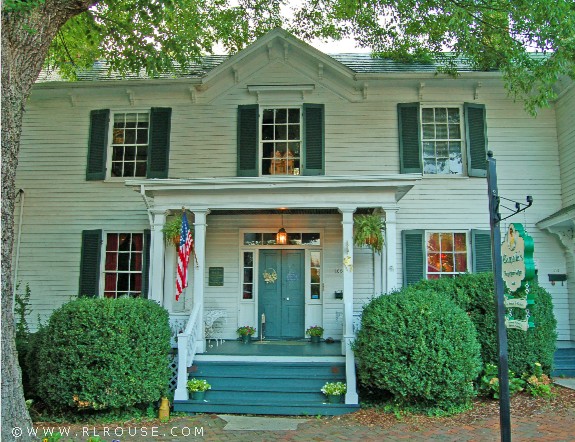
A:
[{"left": 259, "top": 250, "right": 305, "bottom": 339}]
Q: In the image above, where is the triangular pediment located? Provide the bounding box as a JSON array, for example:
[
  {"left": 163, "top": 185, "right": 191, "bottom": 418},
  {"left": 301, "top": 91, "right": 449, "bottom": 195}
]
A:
[{"left": 195, "top": 28, "right": 364, "bottom": 103}]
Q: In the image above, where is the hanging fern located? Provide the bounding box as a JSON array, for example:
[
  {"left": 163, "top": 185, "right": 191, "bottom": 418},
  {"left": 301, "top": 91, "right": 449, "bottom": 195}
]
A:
[{"left": 353, "top": 214, "right": 385, "bottom": 254}]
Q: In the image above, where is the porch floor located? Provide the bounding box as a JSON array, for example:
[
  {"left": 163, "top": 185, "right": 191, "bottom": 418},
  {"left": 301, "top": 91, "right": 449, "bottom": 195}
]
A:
[{"left": 200, "top": 339, "right": 342, "bottom": 358}]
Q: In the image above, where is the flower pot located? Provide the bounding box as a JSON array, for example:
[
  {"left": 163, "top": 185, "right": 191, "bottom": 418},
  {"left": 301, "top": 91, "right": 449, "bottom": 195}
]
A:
[
  {"left": 310, "top": 335, "right": 321, "bottom": 343},
  {"left": 191, "top": 391, "right": 206, "bottom": 401},
  {"left": 241, "top": 335, "right": 251, "bottom": 344},
  {"left": 326, "top": 394, "right": 342, "bottom": 404}
]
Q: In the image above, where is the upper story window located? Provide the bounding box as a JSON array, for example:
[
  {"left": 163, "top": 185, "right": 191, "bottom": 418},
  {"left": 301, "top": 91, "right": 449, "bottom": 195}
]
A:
[
  {"left": 426, "top": 232, "right": 468, "bottom": 279},
  {"left": 86, "top": 108, "right": 171, "bottom": 181},
  {"left": 261, "top": 108, "right": 301, "bottom": 175},
  {"left": 111, "top": 112, "right": 149, "bottom": 177},
  {"left": 398, "top": 103, "right": 487, "bottom": 178},
  {"left": 237, "top": 104, "right": 324, "bottom": 177},
  {"left": 421, "top": 107, "right": 463, "bottom": 175}
]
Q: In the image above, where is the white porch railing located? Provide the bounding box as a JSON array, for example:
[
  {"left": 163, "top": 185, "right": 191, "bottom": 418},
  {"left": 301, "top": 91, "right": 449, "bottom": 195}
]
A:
[{"left": 174, "top": 303, "right": 202, "bottom": 401}]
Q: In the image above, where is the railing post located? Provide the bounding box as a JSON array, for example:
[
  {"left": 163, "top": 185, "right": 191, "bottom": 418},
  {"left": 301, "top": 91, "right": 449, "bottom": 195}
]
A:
[{"left": 174, "top": 332, "right": 189, "bottom": 401}]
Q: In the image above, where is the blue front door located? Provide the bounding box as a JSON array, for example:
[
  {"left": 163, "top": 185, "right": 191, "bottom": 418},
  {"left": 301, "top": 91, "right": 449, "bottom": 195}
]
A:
[{"left": 258, "top": 250, "right": 305, "bottom": 339}]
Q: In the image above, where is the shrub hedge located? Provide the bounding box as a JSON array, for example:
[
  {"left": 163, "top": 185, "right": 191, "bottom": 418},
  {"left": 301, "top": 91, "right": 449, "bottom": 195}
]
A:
[
  {"left": 28, "top": 298, "right": 171, "bottom": 411},
  {"left": 354, "top": 288, "right": 482, "bottom": 412},
  {"left": 407, "top": 273, "right": 557, "bottom": 375}
]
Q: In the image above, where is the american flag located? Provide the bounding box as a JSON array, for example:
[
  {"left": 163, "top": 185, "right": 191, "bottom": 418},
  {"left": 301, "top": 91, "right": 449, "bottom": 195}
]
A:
[{"left": 176, "top": 213, "right": 193, "bottom": 301}]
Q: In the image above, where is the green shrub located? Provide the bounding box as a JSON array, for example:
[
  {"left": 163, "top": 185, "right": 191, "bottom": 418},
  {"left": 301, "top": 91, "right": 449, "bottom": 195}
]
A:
[
  {"left": 29, "top": 298, "right": 171, "bottom": 411},
  {"left": 354, "top": 288, "right": 482, "bottom": 413},
  {"left": 407, "top": 273, "right": 557, "bottom": 375}
]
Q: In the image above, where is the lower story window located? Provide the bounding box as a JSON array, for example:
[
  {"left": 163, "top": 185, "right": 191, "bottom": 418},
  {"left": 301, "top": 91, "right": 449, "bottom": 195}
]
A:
[
  {"left": 426, "top": 232, "right": 467, "bottom": 279},
  {"left": 104, "top": 233, "right": 143, "bottom": 298}
]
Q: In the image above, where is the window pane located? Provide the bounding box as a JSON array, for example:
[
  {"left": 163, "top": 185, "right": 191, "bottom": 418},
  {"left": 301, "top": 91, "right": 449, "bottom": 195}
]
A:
[
  {"left": 135, "top": 162, "right": 147, "bottom": 177},
  {"left": 288, "top": 125, "right": 300, "bottom": 140},
  {"left": 275, "top": 125, "right": 287, "bottom": 140},
  {"left": 448, "top": 124, "right": 461, "bottom": 139},
  {"left": 455, "top": 253, "right": 468, "bottom": 272},
  {"left": 427, "top": 233, "right": 440, "bottom": 251},
  {"left": 123, "top": 162, "right": 135, "bottom": 177},
  {"left": 422, "top": 108, "right": 434, "bottom": 123},
  {"left": 428, "top": 253, "right": 441, "bottom": 272},
  {"left": 448, "top": 108, "right": 460, "bottom": 123},
  {"left": 113, "top": 129, "right": 124, "bottom": 144},
  {"left": 311, "top": 268, "right": 320, "bottom": 283},
  {"left": 311, "top": 284, "right": 320, "bottom": 299},
  {"left": 435, "top": 108, "right": 447, "bottom": 122},
  {"left": 243, "top": 284, "right": 253, "bottom": 299},
  {"left": 423, "top": 141, "right": 435, "bottom": 158},
  {"left": 136, "top": 146, "right": 147, "bottom": 160},
  {"left": 263, "top": 109, "right": 274, "bottom": 124},
  {"left": 442, "top": 253, "right": 454, "bottom": 272},
  {"left": 436, "top": 124, "right": 448, "bottom": 139},
  {"left": 117, "top": 273, "right": 129, "bottom": 291},
  {"left": 436, "top": 141, "right": 448, "bottom": 157},
  {"left": 124, "top": 146, "right": 136, "bottom": 161},
  {"left": 288, "top": 142, "right": 300, "bottom": 156},
  {"left": 276, "top": 143, "right": 287, "bottom": 156},
  {"left": 422, "top": 124, "right": 435, "bottom": 139},
  {"left": 288, "top": 233, "right": 302, "bottom": 245},
  {"left": 302, "top": 233, "right": 321, "bottom": 245},
  {"left": 244, "top": 234, "right": 261, "bottom": 246},
  {"left": 131, "top": 273, "right": 142, "bottom": 293},
  {"left": 243, "top": 251, "right": 254, "bottom": 265},
  {"left": 310, "top": 251, "right": 321, "bottom": 267},
  {"left": 262, "top": 125, "right": 273, "bottom": 140},
  {"left": 454, "top": 233, "right": 466, "bottom": 251},
  {"left": 436, "top": 158, "right": 448, "bottom": 174},
  {"left": 117, "top": 253, "right": 130, "bottom": 270},
  {"left": 262, "top": 159, "right": 272, "bottom": 175},
  {"left": 244, "top": 268, "right": 253, "bottom": 283},
  {"left": 263, "top": 233, "right": 276, "bottom": 245},
  {"left": 449, "top": 152, "right": 463, "bottom": 174},
  {"left": 275, "top": 108, "right": 287, "bottom": 123},
  {"left": 440, "top": 233, "right": 453, "bottom": 250},
  {"left": 288, "top": 108, "right": 300, "bottom": 123}
]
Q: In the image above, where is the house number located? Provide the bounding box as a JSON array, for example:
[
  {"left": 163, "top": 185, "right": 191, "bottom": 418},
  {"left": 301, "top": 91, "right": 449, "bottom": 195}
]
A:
[{"left": 334, "top": 268, "right": 343, "bottom": 274}]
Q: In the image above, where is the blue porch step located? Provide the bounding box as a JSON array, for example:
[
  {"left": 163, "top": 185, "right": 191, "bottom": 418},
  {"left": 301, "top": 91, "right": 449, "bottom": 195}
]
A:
[
  {"left": 553, "top": 346, "right": 575, "bottom": 378},
  {"left": 173, "top": 360, "right": 359, "bottom": 416}
]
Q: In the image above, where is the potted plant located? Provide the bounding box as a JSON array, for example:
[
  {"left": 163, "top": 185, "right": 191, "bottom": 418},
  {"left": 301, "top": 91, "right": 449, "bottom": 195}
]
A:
[
  {"left": 187, "top": 378, "right": 211, "bottom": 401},
  {"left": 321, "top": 381, "right": 347, "bottom": 403},
  {"left": 162, "top": 216, "right": 183, "bottom": 247},
  {"left": 353, "top": 214, "right": 385, "bottom": 254},
  {"left": 306, "top": 325, "right": 324, "bottom": 343},
  {"left": 236, "top": 325, "right": 256, "bottom": 343}
]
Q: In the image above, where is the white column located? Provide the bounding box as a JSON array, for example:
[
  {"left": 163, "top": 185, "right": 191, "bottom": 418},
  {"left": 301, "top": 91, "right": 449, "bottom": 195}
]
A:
[
  {"left": 385, "top": 209, "right": 398, "bottom": 292},
  {"left": 340, "top": 207, "right": 358, "bottom": 404},
  {"left": 149, "top": 211, "right": 166, "bottom": 305},
  {"left": 192, "top": 209, "right": 209, "bottom": 353}
]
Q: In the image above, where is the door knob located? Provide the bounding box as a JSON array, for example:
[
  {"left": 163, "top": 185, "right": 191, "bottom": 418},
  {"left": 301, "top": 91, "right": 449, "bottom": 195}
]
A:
[{"left": 285, "top": 297, "right": 290, "bottom": 301}]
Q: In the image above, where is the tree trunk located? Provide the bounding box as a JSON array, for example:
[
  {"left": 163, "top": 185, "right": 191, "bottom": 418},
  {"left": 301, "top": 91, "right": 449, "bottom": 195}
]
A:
[{"left": 1, "top": 2, "right": 94, "bottom": 439}]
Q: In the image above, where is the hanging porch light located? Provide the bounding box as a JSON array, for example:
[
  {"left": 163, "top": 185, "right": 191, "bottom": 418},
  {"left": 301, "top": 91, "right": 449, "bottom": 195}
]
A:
[{"left": 276, "top": 211, "right": 287, "bottom": 244}]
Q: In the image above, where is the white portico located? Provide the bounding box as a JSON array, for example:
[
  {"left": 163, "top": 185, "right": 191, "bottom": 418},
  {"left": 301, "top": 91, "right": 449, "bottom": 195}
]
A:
[{"left": 128, "top": 174, "right": 419, "bottom": 403}]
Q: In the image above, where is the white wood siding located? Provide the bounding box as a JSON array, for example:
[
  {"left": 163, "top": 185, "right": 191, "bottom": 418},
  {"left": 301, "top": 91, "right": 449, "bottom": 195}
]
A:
[{"left": 556, "top": 84, "right": 575, "bottom": 207}]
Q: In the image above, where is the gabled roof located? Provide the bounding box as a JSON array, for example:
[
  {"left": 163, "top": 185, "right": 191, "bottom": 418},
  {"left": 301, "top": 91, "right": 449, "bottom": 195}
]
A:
[{"left": 36, "top": 28, "right": 501, "bottom": 84}]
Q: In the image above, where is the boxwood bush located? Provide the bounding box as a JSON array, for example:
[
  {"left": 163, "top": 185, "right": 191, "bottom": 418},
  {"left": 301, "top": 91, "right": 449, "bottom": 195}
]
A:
[
  {"left": 354, "top": 288, "right": 482, "bottom": 413},
  {"left": 406, "top": 273, "right": 557, "bottom": 375},
  {"left": 29, "top": 298, "right": 171, "bottom": 411}
]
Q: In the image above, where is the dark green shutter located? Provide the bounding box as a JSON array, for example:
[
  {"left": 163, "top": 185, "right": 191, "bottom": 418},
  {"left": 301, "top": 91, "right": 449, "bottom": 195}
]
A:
[
  {"left": 303, "top": 103, "right": 325, "bottom": 175},
  {"left": 79, "top": 229, "right": 102, "bottom": 297},
  {"left": 402, "top": 230, "right": 425, "bottom": 286},
  {"left": 86, "top": 110, "right": 110, "bottom": 180},
  {"left": 471, "top": 229, "right": 493, "bottom": 273},
  {"left": 141, "top": 229, "right": 151, "bottom": 298},
  {"left": 237, "top": 104, "right": 259, "bottom": 177},
  {"left": 398, "top": 103, "right": 422, "bottom": 174},
  {"left": 465, "top": 103, "right": 487, "bottom": 177},
  {"left": 147, "top": 107, "right": 172, "bottom": 178}
]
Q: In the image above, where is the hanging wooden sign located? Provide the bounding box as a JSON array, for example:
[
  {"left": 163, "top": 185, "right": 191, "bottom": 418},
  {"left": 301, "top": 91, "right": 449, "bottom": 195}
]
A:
[{"left": 501, "top": 223, "right": 535, "bottom": 293}]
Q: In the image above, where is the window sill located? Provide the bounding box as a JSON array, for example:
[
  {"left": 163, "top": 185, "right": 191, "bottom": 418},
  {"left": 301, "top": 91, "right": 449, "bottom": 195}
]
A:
[{"left": 422, "top": 175, "right": 469, "bottom": 179}]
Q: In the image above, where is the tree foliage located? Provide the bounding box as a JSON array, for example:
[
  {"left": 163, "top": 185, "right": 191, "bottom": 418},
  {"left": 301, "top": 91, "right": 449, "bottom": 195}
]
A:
[{"left": 291, "top": 0, "right": 575, "bottom": 114}]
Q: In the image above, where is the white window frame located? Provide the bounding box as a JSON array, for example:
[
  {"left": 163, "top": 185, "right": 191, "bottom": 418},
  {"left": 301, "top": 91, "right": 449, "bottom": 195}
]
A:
[
  {"left": 425, "top": 231, "right": 470, "bottom": 279},
  {"left": 259, "top": 106, "right": 303, "bottom": 177},
  {"left": 106, "top": 109, "right": 150, "bottom": 180},
  {"left": 100, "top": 231, "right": 145, "bottom": 298},
  {"left": 420, "top": 104, "right": 465, "bottom": 176}
]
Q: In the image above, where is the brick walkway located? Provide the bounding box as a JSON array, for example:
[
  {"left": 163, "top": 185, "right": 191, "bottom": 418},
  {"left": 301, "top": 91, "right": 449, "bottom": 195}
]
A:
[{"left": 62, "top": 408, "right": 574, "bottom": 442}]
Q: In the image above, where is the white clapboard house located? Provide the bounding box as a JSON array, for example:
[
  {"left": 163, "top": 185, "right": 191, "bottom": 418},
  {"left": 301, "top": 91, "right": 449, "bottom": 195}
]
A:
[{"left": 14, "top": 29, "right": 574, "bottom": 415}]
